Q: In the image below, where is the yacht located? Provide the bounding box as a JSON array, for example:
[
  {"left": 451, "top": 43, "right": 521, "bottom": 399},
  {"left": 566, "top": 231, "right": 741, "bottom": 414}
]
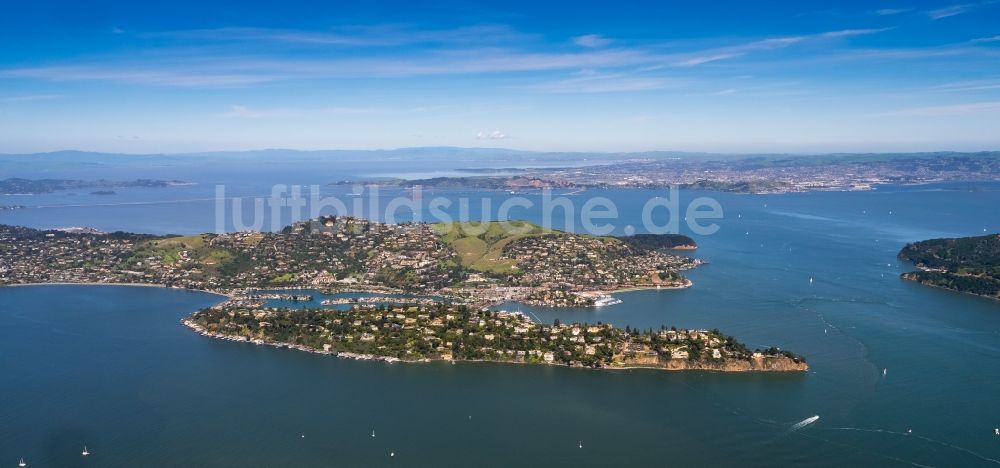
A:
[
  {"left": 82, "top": 446, "right": 90, "bottom": 456},
  {"left": 18, "top": 458, "right": 26, "bottom": 467}
]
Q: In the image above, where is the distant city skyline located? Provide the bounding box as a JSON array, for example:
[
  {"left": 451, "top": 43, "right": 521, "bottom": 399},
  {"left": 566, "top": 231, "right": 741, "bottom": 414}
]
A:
[{"left": 1, "top": 0, "right": 999, "bottom": 153}]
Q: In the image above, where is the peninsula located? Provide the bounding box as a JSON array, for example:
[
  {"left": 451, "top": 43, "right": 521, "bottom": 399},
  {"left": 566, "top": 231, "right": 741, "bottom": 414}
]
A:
[
  {"left": 0, "top": 177, "right": 189, "bottom": 195},
  {"left": 0, "top": 217, "right": 807, "bottom": 371},
  {"left": 185, "top": 302, "right": 807, "bottom": 372},
  {"left": 0, "top": 217, "right": 698, "bottom": 307},
  {"left": 898, "top": 233, "right": 1000, "bottom": 300}
]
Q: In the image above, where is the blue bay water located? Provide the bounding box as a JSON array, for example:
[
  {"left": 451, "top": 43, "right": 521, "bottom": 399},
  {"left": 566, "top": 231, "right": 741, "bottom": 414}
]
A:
[{"left": 2, "top": 180, "right": 1000, "bottom": 466}]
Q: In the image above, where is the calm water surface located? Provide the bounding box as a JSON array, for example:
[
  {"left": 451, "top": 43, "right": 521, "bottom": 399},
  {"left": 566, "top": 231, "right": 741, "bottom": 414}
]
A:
[{"left": 2, "top": 182, "right": 1000, "bottom": 466}]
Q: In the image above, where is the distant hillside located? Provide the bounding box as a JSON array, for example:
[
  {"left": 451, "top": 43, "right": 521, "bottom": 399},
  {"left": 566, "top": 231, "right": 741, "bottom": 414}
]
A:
[{"left": 898, "top": 234, "right": 1000, "bottom": 299}]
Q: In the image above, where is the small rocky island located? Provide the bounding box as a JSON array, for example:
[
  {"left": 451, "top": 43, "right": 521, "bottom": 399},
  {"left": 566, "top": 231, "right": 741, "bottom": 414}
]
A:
[
  {"left": 898, "top": 233, "right": 1000, "bottom": 299},
  {"left": 186, "top": 301, "right": 807, "bottom": 372}
]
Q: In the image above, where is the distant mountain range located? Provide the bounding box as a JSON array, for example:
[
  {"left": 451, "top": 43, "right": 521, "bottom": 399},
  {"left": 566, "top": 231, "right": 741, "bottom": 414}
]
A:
[{"left": 4, "top": 148, "right": 999, "bottom": 161}]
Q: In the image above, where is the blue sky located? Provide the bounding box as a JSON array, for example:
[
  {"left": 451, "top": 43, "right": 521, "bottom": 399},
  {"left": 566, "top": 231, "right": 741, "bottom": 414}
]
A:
[{"left": 1, "top": 0, "right": 999, "bottom": 153}]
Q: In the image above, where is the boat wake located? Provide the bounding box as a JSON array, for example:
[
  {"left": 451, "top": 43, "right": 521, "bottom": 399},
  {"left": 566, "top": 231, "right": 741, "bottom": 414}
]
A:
[
  {"left": 788, "top": 415, "right": 820, "bottom": 433},
  {"left": 829, "top": 427, "right": 1000, "bottom": 465}
]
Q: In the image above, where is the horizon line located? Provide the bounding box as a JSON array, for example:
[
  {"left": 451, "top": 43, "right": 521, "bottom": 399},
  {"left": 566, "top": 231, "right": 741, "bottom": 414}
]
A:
[{"left": 3, "top": 146, "right": 1000, "bottom": 158}]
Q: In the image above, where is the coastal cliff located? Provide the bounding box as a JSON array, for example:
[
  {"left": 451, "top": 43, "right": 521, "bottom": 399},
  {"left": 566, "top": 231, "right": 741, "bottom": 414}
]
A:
[{"left": 617, "top": 353, "right": 807, "bottom": 372}]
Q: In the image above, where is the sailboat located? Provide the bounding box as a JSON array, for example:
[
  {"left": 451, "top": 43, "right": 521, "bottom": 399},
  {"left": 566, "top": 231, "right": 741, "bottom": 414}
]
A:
[
  {"left": 82, "top": 446, "right": 90, "bottom": 456},
  {"left": 371, "top": 429, "right": 376, "bottom": 438},
  {"left": 18, "top": 458, "right": 26, "bottom": 467},
  {"left": 578, "top": 441, "right": 583, "bottom": 449}
]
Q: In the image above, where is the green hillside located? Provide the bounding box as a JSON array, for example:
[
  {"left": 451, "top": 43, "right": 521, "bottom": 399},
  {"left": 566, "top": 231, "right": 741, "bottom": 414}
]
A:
[
  {"left": 433, "top": 221, "right": 551, "bottom": 274},
  {"left": 898, "top": 233, "right": 1000, "bottom": 299}
]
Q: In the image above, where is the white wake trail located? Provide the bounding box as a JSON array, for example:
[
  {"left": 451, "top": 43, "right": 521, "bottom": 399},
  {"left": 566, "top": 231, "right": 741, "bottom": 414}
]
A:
[{"left": 788, "top": 415, "right": 820, "bottom": 433}]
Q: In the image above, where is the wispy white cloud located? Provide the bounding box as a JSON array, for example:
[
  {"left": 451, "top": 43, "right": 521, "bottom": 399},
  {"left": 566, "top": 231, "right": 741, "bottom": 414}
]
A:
[
  {"left": 887, "top": 101, "right": 1000, "bottom": 116},
  {"left": 820, "top": 27, "right": 895, "bottom": 38},
  {"left": 928, "top": 4, "right": 970, "bottom": 19},
  {"left": 795, "top": 43, "right": 995, "bottom": 64},
  {"left": 149, "top": 25, "right": 531, "bottom": 47},
  {"left": 222, "top": 105, "right": 298, "bottom": 118},
  {"left": 528, "top": 72, "right": 674, "bottom": 93},
  {"left": 674, "top": 53, "right": 742, "bottom": 67},
  {"left": 874, "top": 8, "right": 912, "bottom": 15},
  {"left": 0, "top": 65, "right": 279, "bottom": 87},
  {"left": 714, "top": 88, "right": 739, "bottom": 95},
  {"left": 0, "top": 48, "right": 665, "bottom": 86},
  {"left": 928, "top": 79, "right": 1000, "bottom": 92},
  {"left": 668, "top": 30, "right": 887, "bottom": 68},
  {"left": 971, "top": 35, "right": 1000, "bottom": 44},
  {"left": 926, "top": 1, "right": 996, "bottom": 19},
  {"left": 573, "top": 34, "right": 611, "bottom": 48},
  {"left": 0, "top": 94, "right": 63, "bottom": 102},
  {"left": 476, "top": 130, "right": 508, "bottom": 140},
  {"left": 221, "top": 104, "right": 438, "bottom": 118},
  {"left": 0, "top": 23, "right": 933, "bottom": 91}
]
